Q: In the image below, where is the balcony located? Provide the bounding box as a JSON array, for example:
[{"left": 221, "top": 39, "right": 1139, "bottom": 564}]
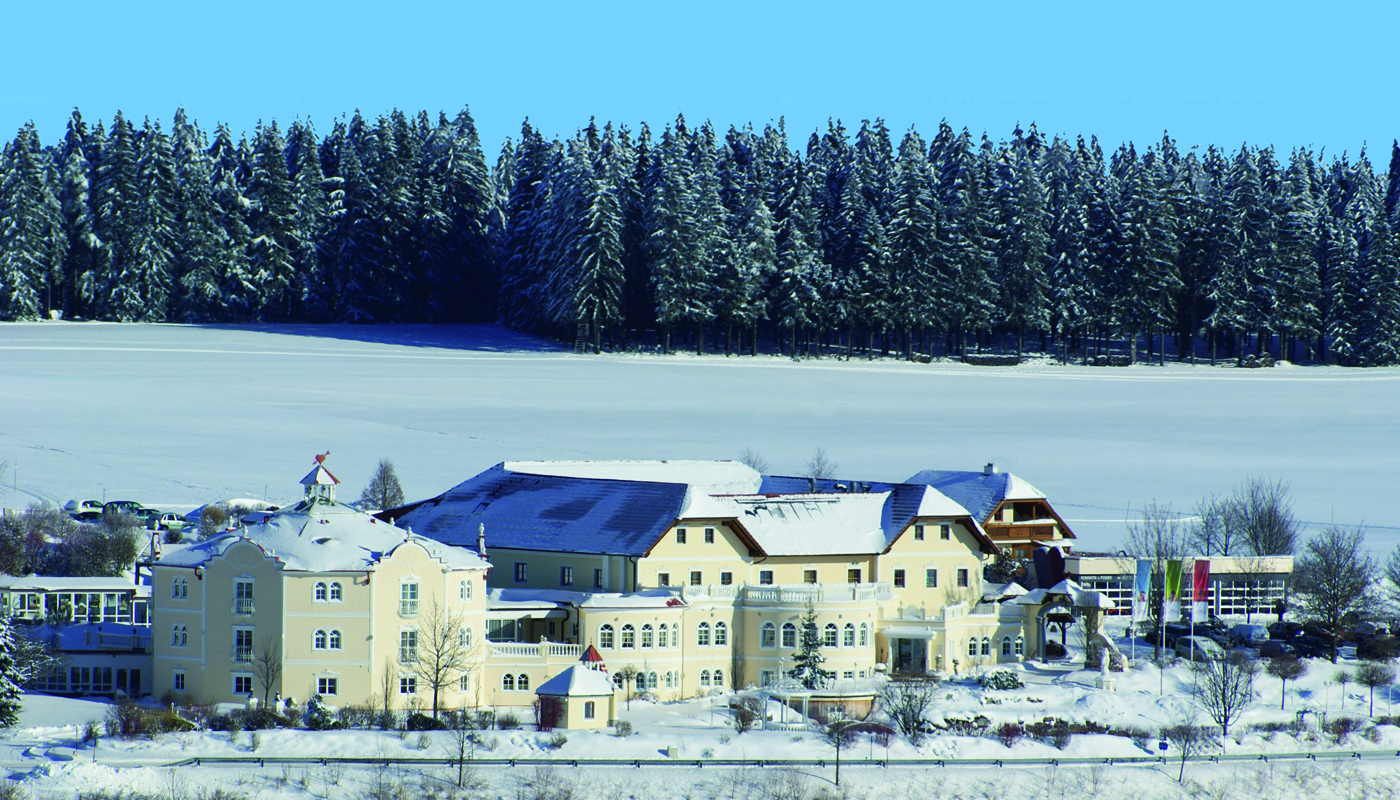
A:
[
  {"left": 739, "top": 582, "right": 894, "bottom": 605},
  {"left": 233, "top": 646, "right": 253, "bottom": 663},
  {"left": 399, "top": 600, "right": 419, "bottom": 618},
  {"left": 232, "top": 599, "right": 255, "bottom": 616}
]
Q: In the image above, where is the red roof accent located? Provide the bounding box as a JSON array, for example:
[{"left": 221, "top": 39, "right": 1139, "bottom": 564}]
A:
[{"left": 580, "top": 645, "right": 605, "bottom": 663}]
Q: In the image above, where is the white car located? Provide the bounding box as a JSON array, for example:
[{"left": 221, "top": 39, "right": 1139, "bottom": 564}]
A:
[
  {"left": 64, "top": 499, "right": 104, "bottom": 520},
  {"left": 1175, "top": 636, "right": 1224, "bottom": 662}
]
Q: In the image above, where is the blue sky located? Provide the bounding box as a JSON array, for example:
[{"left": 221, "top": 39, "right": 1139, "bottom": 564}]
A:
[{"left": 2, "top": 0, "right": 1392, "bottom": 161}]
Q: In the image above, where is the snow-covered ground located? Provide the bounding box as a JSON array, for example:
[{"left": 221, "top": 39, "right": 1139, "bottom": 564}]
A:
[
  {"left": 6, "top": 637, "right": 1400, "bottom": 799},
  {"left": 2, "top": 322, "right": 1399, "bottom": 553}
]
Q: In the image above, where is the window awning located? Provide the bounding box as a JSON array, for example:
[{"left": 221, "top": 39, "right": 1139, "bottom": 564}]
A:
[{"left": 882, "top": 626, "right": 939, "bottom": 639}]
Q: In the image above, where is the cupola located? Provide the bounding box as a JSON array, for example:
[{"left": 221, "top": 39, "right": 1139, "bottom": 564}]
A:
[{"left": 299, "top": 452, "right": 340, "bottom": 503}]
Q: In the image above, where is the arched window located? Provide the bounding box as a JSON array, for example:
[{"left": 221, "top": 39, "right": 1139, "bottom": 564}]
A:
[
  {"left": 981, "top": 637, "right": 991, "bottom": 656},
  {"left": 329, "top": 582, "right": 342, "bottom": 601},
  {"left": 314, "top": 630, "right": 328, "bottom": 649},
  {"left": 621, "top": 624, "right": 636, "bottom": 648},
  {"left": 671, "top": 625, "right": 679, "bottom": 648},
  {"left": 641, "top": 624, "right": 654, "bottom": 648},
  {"left": 658, "top": 623, "right": 668, "bottom": 648},
  {"left": 713, "top": 668, "right": 724, "bottom": 688},
  {"left": 172, "top": 625, "right": 186, "bottom": 647},
  {"left": 843, "top": 623, "right": 855, "bottom": 648},
  {"left": 329, "top": 630, "right": 342, "bottom": 650},
  {"left": 459, "top": 580, "right": 467, "bottom": 601},
  {"left": 1001, "top": 636, "right": 1012, "bottom": 656},
  {"left": 823, "top": 623, "right": 838, "bottom": 648},
  {"left": 314, "top": 582, "right": 327, "bottom": 601},
  {"left": 646, "top": 671, "right": 658, "bottom": 690},
  {"left": 697, "top": 622, "right": 711, "bottom": 646},
  {"left": 761, "top": 622, "right": 777, "bottom": 648},
  {"left": 613, "top": 672, "right": 627, "bottom": 689},
  {"left": 599, "top": 625, "right": 615, "bottom": 649},
  {"left": 859, "top": 623, "right": 869, "bottom": 647},
  {"left": 665, "top": 671, "right": 676, "bottom": 689},
  {"left": 172, "top": 578, "right": 186, "bottom": 599},
  {"left": 700, "top": 670, "right": 711, "bottom": 687},
  {"left": 1015, "top": 636, "right": 1024, "bottom": 656},
  {"left": 518, "top": 674, "right": 529, "bottom": 691},
  {"left": 502, "top": 674, "right": 514, "bottom": 691},
  {"left": 714, "top": 621, "right": 727, "bottom": 646},
  {"left": 460, "top": 627, "right": 472, "bottom": 648},
  {"left": 968, "top": 639, "right": 977, "bottom": 657},
  {"left": 782, "top": 622, "right": 797, "bottom": 649}
]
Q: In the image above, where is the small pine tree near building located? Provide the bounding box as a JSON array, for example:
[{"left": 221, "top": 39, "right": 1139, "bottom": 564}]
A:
[
  {"left": 0, "top": 616, "right": 23, "bottom": 727},
  {"left": 789, "top": 602, "right": 833, "bottom": 690}
]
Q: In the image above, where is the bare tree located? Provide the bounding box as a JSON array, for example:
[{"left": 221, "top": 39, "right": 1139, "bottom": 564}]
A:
[
  {"left": 252, "top": 635, "right": 282, "bottom": 708},
  {"left": 613, "top": 665, "right": 639, "bottom": 709},
  {"left": 877, "top": 676, "right": 940, "bottom": 744},
  {"left": 1235, "top": 477, "right": 1300, "bottom": 556},
  {"left": 1191, "top": 652, "right": 1259, "bottom": 739},
  {"left": 1265, "top": 655, "right": 1307, "bottom": 710},
  {"left": 197, "top": 504, "right": 228, "bottom": 539},
  {"left": 1188, "top": 494, "right": 1240, "bottom": 556},
  {"left": 1293, "top": 526, "right": 1378, "bottom": 662},
  {"left": 414, "top": 597, "right": 474, "bottom": 719},
  {"left": 442, "top": 711, "right": 485, "bottom": 790},
  {"left": 1119, "top": 501, "right": 1190, "bottom": 658},
  {"left": 730, "top": 697, "right": 761, "bottom": 734},
  {"left": 359, "top": 458, "right": 405, "bottom": 511},
  {"left": 1160, "top": 715, "right": 1209, "bottom": 783},
  {"left": 736, "top": 446, "right": 768, "bottom": 474},
  {"left": 1354, "top": 661, "right": 1395, "bottom": 717},
  {"left": 1384, "top": 544, "right": 1400, "bottom": 609},
  {"left": 804, "top": 448, "right": 838, "bottom": 481},
  {"left": 379, "top": 657, "right": 398, "bottom": 724}
]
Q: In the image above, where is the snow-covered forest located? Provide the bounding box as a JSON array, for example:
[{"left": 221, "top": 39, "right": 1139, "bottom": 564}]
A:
[{"left": 3, "top": 107, "right": 1400, "bottom": 365}]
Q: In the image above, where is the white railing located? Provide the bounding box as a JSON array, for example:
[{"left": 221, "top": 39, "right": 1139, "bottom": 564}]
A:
[
  {"left": 233, "top": 646, "right": 253, "bottom": 663},
  {"left": 681, "top": 584, "right": 738, "bottom": 600},
  {"left": 398, "top": 600, "right": 419, "bottom": 617},
  {"left": 740, "top": 582, "right": 894, "bottom": 604},
  {"left": 547, "top": 643, "right": 583, "bottom": 658},
  {"left": 232, "top": 600, "right": 255, "bottom": 616},
  {"left": 488, "top": 642, "right": 541, "bottom": 658}
]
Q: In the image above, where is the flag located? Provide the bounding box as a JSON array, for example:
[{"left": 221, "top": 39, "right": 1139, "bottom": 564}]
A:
[
  {"left": 1132, "top": 559, "right": 1152, "bottom": 622},
  {"left": 1192, "top": 560, "right": 1210, "bottom": 623},
  {"left": 1163, "top": 560, "right": 1182, "bottom": 622}
]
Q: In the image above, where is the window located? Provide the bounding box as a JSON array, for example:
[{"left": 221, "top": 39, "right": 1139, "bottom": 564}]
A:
[
  {"left": 459, "top": 626, "right": 473, "bottom": 649},
  {"left": 676, "top": 528, "right": 687, "bottom": 544},
  {"left": 594, "top": 568, "right": 604, "bottom": 588},
  {"left": 560, "top": 566, "right": 574, "bottom": 586},
  {"left": 690, "top": 571, "right": 702, "bottom": 586},
  {"left": 172, "top": 624, "right": 187, "bottom": 647},
  {"left": 459, "top": 580, "right": 471, "bottom": 601},
  {"left": 781, "top": 622, "right": 797, "bottom": 648},
  {"left": 1015, "top": 636, "right": 1024, "bottom": 656},
  {"left": 940, "top": 524, "right": 951, "bottom": 540},
  {"left": 173, "top": 577, "right": 187, "bottom": 599},
  {"left": 234, "top": 629, "right": 253, "bottom": 662},
  {"left": 645, "top": 671, "right": 657, "bottom": 690},
  {"left": 720, "top": 571, "right": 733, "bottom": 585},
  {"left": 513, "top": 562, "right": 528, "bottom": 583},
  {"left": 400, "top": 677, "right": 416, "bottom": 694},
  {"left": 487, "top": 619, "right": 517, "bottom": 642},
  {"left": 843, "top": 623, "right": 855, "bottom": 648},
  {"left": 621, "top": 624, "right": 635, "bottom": 648},
  {"left": 714, "top": 621, "right": 728, "bottom": 646},
  {"left": 700, "top": 670, "right": 711, "bottom": 687},
  {"left": 234, "top": 675, "right": 253, "bottom": 695},
  {"left": 613, "top": 673, "right": 627, "bottom": 689},
  {"left": 823, "top": 623, "right": 838, "bottom": 648},
  {"left": 400, "top": 582, "right": 419, "bottom": 616},
  {"left": 502, "top": 674, "right": 514, "bottom": 691},
  {"left": 330, "top": 582, "right": 342, "bottom": 601},
  {"left": 697, "top": 622, "right": 711, "bottom": 646},
  {"left": 759, "top": 570, "right": 774, "bottom": 585},
  {"left": 893, "top": 569, "right": 905, "bottom": 588},
  {"left": 671, "top": 625, "right": 679, "bottom": 648},
  {"left": 399, "top": 630, "right": 418, "bottom": 663},
  {"left": 968, "top": 639, "right": 977, "bottom": 656},
  {"left": 981, "top": 637, "right": 991, "bottom": 656},
  {"left": 518, "top": 674, "right": 529, "bottom": 691},
  {"left": 460, "top": 674, "right": 470, "bottom": 691},
  {"left": 760, "top": 670, "right": 776, "bottom": 687},
  {"left": 926, "top": 569, "right": 938, "bottom": 588},
  {"left": 584, "top": 701, "right": 596, "bottom": 719},
  {"left": 641, "top": 624, "right": 654, "bottom": 648},
  {"left": 859, "top": 623, "right": 869, "bottom": 647},
  {"left": 847, "top": 569, "right": 861, "bottom": 584},
  {"left": 658, "top": 623, "right": 668, "bottom": 648},
  {"left": 843, "top": 670, "right": 855, "bottom": 680},
  {"left": 1001, "top": 637, "right": 1012, "bottom": 656},
  {"left": 704, "top": 528, "right": 715, "bottom": 543},
  {"left": 957, "top": 568, "right": 969, "bottom": 588},
  {"left": 314, "top": 630, "right": 328, "bottom": 649},
  {"left": 318, "top": 677, "right": 338, "bottom": 695},
  {"left": 234, "top": 581, "right": 254, "bottom": 615},
  {"left": 599, "top": 624, "right": 615, "bottom": 649},
  {"left": 713, "top": 668, "right": 723, "bottom": 687},
  {"left": 329, "top": 630, "right": 342, "bottom": 650},
  {"left": 172, "top": 670, "right": 185, "bottom": 692},
  {"left": 761, "top": 622, "right": 776, "bottom": 648},
  {"left": 657, "top": 573, "right": 670, "bottom": 587},
  {"left": 665, "top": 671, "right": 677, "bottom": 688},
  {"left": 315, "top": 582, "right": 327, "bottom": 601},
  {"left": 914, "top": 525, "right": 925, "bottom": 541},
  {"left": 803, "top": 569, "right": 818, "bottom": 584}
]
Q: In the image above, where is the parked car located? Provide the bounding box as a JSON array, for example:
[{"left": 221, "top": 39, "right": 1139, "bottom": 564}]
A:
[
  {"left": 133, "top": 507, "right": 162, "bottom": 525},
  {"left": 1349, "top": 622, "right": 1387, "bottom": 642},
  {"left": 1175, "top": 636, "right": 1225, "bottom": 662},
  {"left": 1229, "top": 624, "right": 1270, "bottom": 647},
  {"left": 1204, "top": 628, "right": 1233, "bottom": 648},
  {"left": 151, "top": 513, "right": 187, "bottom": 532},
  {"left": 1292, "top": 635, "right": 1332, "bottom": 658},
  {"left": 1258, "top": 640, "right": 1295, "bottom": 659},
  {"left": 64, "top": 499, "right": 105, "bottom": 520},
  {"left": 1145, "top": 622, "right": 1193, "bottom": 649},
  {"left": 1357, "top": 635, "right": 1400, "bottom": 660},
  {"left": 1268, "top": 621, "right": 1303, "bottom": 640},
  {"left": 103, "top": 500, "right": 143, "bottom": 517},
  {"left": 1302, "top": 621, "right": 1335, "bottom": 641}
]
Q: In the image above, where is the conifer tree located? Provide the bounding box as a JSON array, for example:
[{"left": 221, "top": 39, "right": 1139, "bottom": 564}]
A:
[
  {"left": 56, "top": 110, "right": 98, "bottom": 319},
  {"left": 0, "top": 614, "right": 22, "bottom": 726},
  {"left": 0, "top": 122, "right": 66, "bottom": 319},
  {"left": 788, "top": 602, "right": 833, "bottom": 690}
]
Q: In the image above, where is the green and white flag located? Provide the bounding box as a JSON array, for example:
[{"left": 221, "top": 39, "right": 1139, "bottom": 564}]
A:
[{"left": 1163, "top": 560, "right": 1183, "bottom": 623}]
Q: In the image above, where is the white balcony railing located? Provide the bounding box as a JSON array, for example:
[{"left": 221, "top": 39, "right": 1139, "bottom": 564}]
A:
[
  {"left": 232, "top": 600, "right": 255, "bottom": 616},
  {"left": 233, "top": 646, "right": 253, "bottom": 663},
  {"left": 399, "top": 600, "right": 419, "bottom": 617},
  {"left": 739, "top": 582, "right": 894, "bottom": 604}
]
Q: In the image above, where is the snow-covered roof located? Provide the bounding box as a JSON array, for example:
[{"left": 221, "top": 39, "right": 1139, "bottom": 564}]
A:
[
  {"left": 981, "top": 582, "right": 1029, "bottom": 602},
  {"left": 487, "top": 588, "right": 578, "bottom": 610},
  {"left": 158, "top": 495, "right": 487, "bottom": 574},
  {"left": 535, "top": 664, "right": 616, "bottom": 697},
  {"left": 300, "top": 463, "right": 339, "bottom": 486},
  {"left": 723, "top": 493, "right": 890, "bottom": 556},
  {"left": 0, "top": 576, "right": 150, "bottom": 595},
  {"left": 1012, "top": 578, "right": 1116, "bottom": 609},
  {"left": 577, "top": 590, "right": 686, "bottom": 609},
  {"left": 904, "top": 469, "right": 1046, "bottom": 522},
  {"left": 505, "top": 460, "right": 761, "bottom": 495}
]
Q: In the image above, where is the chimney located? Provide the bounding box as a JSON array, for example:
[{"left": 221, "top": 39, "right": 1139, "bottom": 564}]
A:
[
  {"left": 807, "top": 477, "right": 817, "bottom": 493},
  {"left": 983, "top": 463, "right": 996, "bottom": 476},
  {"left": 477, "top": 523, "right": 488, "bottom": 559}
]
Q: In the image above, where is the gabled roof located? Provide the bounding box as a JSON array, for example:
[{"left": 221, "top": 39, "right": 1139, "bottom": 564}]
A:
[
  {"left": 535, "top": 664, "right": 616, "bottom": 697},
  {"left": 392, "top": 464, "right": 691, "bottom": 556},
  {"left": 300, "top": 464, "right": 340, "bottom": 486},
  {"left": 904, "top": 469, "right": 1046, "bottom": 522}
]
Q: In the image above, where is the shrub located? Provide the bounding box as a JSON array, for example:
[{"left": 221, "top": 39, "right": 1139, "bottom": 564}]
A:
[
  {"left": 104, "top": 701, "right": 196, "bottom": 739},
  {"left": 1326, "top": 717, "right": 1366, "bottom": 743},
  {"left": 208, "top": 708, "right": 293, "bottom": 732},
  {"left": 977, "top": 670, "right": 1025, "bottom": 691},
  {"left": 496, "top": 712, "right": 521, "bottom": 730},
  {"left": 337, "top": 703, "right": 374, "bottom": 730},
  {"left": 995, "top": 722, "right": 1023, "bottom": 748},
  {"left": 613, "top": 720, "right": 633, "bottom": 737},
  {"left": 731, "top": 697, "right": 761, "bottom": 734},
  {"left": 548, "top": 732, "right": 568, "bottom": 749},
  {"left": 304, "top": 694, "right": 340, "bottom": 731},
  {"left": 534, "top": 696, "right": 564, "bottom": 732},
  {"left": 405, "top": 713, "right": 446, "bottom": 731}
]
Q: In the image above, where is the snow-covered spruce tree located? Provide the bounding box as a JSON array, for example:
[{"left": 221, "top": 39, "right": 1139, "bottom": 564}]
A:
[
  {"left": 993, "top": 124, "right": 1051, "bottom": 356},
  {"left": 109, "top": 117, "right": 177, "bottom": 322},
  {"left": 437, "top": 106, "right": 495, "bottom": 322},
  {"left": 170, "top": 110, "right": 226, "bottom": 323},
  {"left": 56, "top": 110, "right": 99, "bottom": 320},
  {"left": 1042, "top": 136, "right": 1088, "bottom": 359},
  {"left": 0, "top": 614, "right": 23, "bottom": 726},
  {"left": 935, "top": 128, "right": 998, "bottom": 356},
  {"left": 788, "top": 602, "right": 833, "bottom": 690},
  {"left": 91, "top": 111, "right": 140, "bottom": 320},
  {"left": 0, "top": 122, "right": 67, "bottom": 320},
  {"left": 573, "top": 162, "right": 626, "bottom": 352},
  {"left": 208, "top": 123, "right": 258, "bottom": 321},
  {"left": 1271, "top": 149, "right": 1322, "bottom": 361},
  {"left": 1113, "top": 144, "right": 1181, "bottom": 364},
  {"left": 247, "top": 121, "right": 298, "bottom": 321},
  {"left": 286, "top": 120, "right": 328, "bottom": 322},
  {"left": 647, "top": 118, "right": 709, "bottom": 354},
  {"left": 772, "top": 151, "right": 825, "bottom": 355}
]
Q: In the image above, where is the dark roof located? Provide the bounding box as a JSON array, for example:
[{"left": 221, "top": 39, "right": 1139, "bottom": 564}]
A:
[
  {"left": 904, "top": 470, "right": 1010, "bottom": 521},
  {"left": 395, "top": 464, "right": 688, "bottom": 556}
]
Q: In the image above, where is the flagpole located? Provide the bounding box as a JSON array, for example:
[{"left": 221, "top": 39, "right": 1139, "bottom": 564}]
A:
[
  {"left": 1159, "top": 558, "right": 1166, "bottom": 696},
  {"left": 1188, "top": 557, "right": 1195, "bottom": 653}
]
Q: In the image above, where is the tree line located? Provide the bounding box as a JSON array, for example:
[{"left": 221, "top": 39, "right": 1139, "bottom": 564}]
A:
[{"left": 4, "top": 108, "right": 1400, "bottom": 364}]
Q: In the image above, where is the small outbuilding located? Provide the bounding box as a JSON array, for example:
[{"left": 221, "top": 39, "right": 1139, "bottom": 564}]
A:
[{"left": 534, "top": 665, "right": 616, "bottom": 729}]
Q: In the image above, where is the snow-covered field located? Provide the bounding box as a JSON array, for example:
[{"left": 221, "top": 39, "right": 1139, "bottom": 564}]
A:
[
  {"left": 2, "top": 322, "right": 1399, "bottom": 552},
  {"left": 6, "top": 636, "right": 1400, "bottom": 799}
]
